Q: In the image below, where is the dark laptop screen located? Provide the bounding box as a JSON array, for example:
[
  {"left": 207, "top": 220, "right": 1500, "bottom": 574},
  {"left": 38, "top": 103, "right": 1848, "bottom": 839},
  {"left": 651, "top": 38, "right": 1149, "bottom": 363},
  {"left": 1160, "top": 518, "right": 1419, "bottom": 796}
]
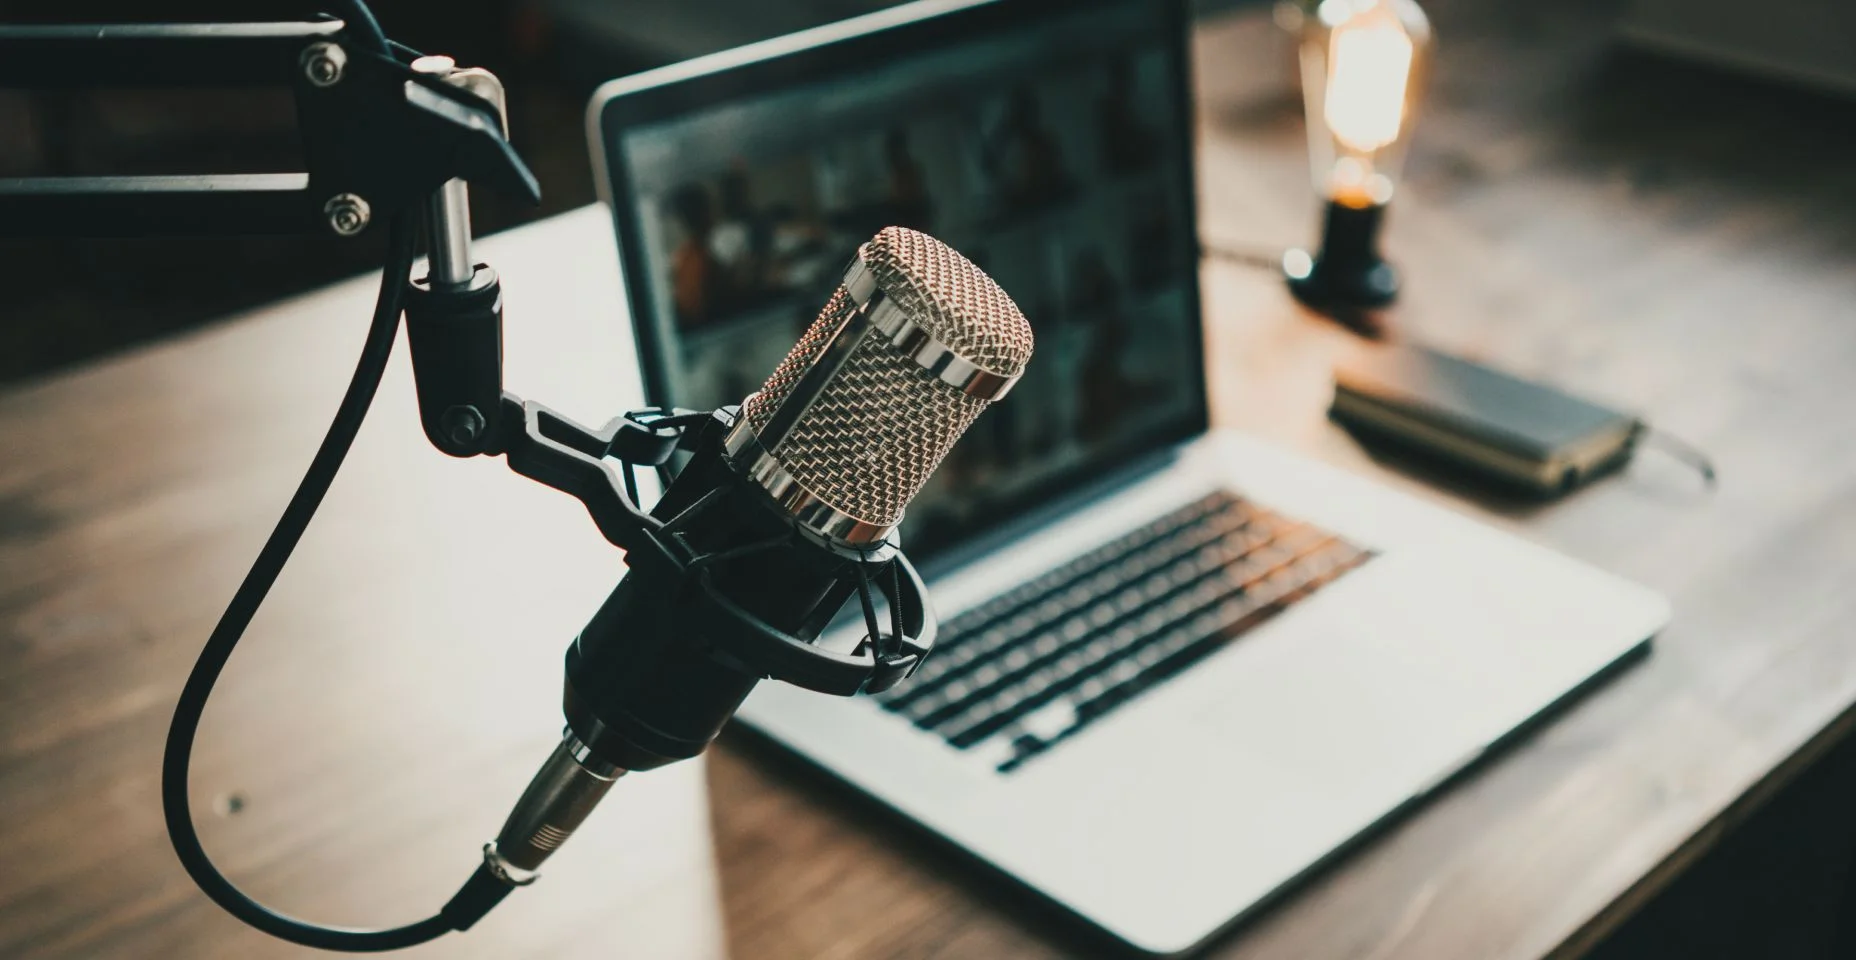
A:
[{"left": 614, "top": 0, "right": 1201, "bottom": 555}]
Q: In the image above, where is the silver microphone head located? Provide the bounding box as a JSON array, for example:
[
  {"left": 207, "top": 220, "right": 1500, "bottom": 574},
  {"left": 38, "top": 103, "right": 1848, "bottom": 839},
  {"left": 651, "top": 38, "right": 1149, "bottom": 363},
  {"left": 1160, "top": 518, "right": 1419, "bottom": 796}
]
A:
[{"left": 726, "top": 226, "right": 1035, "bottom": 546}]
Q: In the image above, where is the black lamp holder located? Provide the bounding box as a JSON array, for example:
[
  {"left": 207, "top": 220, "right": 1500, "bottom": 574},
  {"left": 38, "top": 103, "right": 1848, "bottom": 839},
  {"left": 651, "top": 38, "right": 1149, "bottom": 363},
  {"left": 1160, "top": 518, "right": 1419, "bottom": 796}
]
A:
[{"left": 1285, "top": 199, "right": 1400, "bottom": 329}]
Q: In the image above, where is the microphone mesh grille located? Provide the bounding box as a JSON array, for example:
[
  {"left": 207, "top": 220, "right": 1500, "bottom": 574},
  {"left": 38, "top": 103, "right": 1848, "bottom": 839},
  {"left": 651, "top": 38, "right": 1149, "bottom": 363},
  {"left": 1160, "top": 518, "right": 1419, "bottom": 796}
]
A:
[
  {"left": 742, "top": 228, "right": 1032, "bottom": 529},
  {"left": 758, "top": 333, "right": 989, "bottom": 527},
  {"left": 863, "top": 226, "right": 1035, "bottom": 376},
  {"left": 747, "top": 286, "right": 852, "bottom": 420}
]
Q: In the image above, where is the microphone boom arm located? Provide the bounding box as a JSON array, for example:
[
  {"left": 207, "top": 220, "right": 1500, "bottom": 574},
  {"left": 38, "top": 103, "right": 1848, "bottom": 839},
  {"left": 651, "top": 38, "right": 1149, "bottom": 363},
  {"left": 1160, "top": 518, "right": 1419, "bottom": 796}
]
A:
[
  {"left": 0, "top": 19, "right": 540, "bottom": 237},
  {"left": 3, "top": 8, "right": 939, "bottom": 947}
]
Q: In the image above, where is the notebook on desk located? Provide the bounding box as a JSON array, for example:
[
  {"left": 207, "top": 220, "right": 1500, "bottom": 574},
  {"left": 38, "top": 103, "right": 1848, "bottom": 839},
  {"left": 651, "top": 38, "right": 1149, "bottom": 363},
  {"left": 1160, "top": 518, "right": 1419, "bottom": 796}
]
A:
[
  {"left": 588, "top": 0, "right": 1669, "bottom": 952},
  {"left": 1333, "top": 343, "right": 1646, "bottom": 495}
]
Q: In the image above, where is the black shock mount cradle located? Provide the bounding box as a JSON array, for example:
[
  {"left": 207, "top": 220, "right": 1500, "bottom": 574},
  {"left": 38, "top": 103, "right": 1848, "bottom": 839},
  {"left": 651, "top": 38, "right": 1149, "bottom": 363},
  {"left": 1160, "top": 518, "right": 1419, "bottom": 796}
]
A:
[{"left": 408, "top": 275, "right": 937, "bottom": 700}]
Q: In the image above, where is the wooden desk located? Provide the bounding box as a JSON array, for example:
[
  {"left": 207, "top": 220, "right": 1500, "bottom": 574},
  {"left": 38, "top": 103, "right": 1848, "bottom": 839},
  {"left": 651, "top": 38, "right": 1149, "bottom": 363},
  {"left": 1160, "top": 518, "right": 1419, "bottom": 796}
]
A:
[{"left": 6, "top": 2, "right": 1856, "bottom": 957}]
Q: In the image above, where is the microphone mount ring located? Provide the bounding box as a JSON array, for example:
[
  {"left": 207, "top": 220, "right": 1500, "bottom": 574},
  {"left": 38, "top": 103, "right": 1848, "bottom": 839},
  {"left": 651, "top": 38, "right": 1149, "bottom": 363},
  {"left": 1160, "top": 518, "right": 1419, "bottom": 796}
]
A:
[
  {"left": 682, "top": 554, "right": 934, "bottom": 696},
  {"left": 490, "top": 400, "right": 937, "bottom": 695}
]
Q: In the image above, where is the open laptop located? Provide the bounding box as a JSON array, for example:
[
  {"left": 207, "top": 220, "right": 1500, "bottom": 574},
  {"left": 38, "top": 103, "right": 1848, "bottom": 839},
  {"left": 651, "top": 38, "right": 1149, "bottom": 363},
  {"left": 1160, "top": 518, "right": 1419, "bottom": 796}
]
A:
[{"left": 588, "top": 0, "right": 1669, "bottom": 953}]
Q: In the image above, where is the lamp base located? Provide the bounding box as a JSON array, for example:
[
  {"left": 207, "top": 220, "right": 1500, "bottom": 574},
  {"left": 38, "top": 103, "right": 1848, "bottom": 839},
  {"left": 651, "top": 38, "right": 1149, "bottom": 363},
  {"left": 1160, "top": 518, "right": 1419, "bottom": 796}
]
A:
[
  {"left": 1284, "top": 201, "right": 1399, "bottom": 336},
  {"left": 1284, "top": 250, "right": 1399, "bottom": 306}
]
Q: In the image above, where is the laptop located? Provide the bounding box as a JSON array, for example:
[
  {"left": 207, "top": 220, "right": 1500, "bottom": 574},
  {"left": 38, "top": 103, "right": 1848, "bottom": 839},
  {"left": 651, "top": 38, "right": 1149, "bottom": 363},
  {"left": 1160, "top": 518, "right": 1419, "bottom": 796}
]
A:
[{"left": 588, "top": 0, "right": 1670, "bottom": 953}]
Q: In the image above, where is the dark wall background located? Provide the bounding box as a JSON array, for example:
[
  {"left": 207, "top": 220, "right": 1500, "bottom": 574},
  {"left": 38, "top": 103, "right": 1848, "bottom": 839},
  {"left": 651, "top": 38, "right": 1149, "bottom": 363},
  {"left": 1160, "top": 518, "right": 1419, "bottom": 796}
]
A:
[
  {"left": 0, "top": 1, "right": 1269, "bottom": 386},
  {"left": 0, "top": 1, "right": 928, "bottom": 386},
  {"left": 0, "top": 3, "right": 562, "bottom": 384}
]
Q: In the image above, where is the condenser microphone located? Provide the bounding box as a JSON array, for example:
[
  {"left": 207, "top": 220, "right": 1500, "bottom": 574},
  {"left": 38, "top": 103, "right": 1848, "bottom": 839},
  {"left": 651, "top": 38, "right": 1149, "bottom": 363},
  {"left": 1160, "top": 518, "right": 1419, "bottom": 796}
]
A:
[{"left": 483, "top": 226, "right": 1034, "bottom": 883}]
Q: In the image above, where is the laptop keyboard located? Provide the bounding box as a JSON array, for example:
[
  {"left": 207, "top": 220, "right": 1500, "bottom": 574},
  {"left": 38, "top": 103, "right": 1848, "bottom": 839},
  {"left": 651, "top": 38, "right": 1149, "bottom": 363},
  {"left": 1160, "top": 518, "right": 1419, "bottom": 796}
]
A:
[{"left": 875, "top": 491, "right": 1372, "bottom": 773}]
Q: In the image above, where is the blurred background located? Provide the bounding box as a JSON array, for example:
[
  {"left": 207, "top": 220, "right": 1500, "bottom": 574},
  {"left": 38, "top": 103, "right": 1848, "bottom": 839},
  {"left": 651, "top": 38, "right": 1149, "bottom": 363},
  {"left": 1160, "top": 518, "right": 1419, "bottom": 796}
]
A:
[
  {"left": 5, "top": 0, "right": 1855, "bottom": 391},
  {"left": 0, "top": 0, "right": 1270, "bottom": 385},
  {"left": 0, "top": 0, "right": 969, "bottom": 385}
]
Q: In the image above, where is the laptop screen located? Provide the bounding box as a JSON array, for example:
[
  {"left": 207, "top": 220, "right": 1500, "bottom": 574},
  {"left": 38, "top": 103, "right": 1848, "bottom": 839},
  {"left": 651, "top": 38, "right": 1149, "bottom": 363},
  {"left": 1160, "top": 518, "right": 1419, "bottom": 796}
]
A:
[{"left": 610, "top": 0, "right": 1202, "bottom": 556}]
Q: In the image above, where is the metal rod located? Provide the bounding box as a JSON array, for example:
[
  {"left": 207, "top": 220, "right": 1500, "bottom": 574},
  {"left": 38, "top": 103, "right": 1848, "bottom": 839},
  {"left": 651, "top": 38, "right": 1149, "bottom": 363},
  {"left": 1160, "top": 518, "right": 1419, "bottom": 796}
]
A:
[
  {"left": 0, "top": 21, "right": 341, "bottom": 87},
  {"left": 412, "top": 55, "right": 499, "bottom": 288},
  {"left": 0, "top": 174, "right": 315, "bottom": 236},
  {"left": 426, "top": 178, "right": 474, "bottom": 286}
]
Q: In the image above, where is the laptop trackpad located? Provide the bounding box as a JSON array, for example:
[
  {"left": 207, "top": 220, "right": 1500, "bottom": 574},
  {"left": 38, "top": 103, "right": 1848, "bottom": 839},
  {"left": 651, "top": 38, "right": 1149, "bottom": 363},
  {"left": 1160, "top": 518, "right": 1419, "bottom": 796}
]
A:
[{"left": 1183, "top": 565, "right": 1525, "bottom": 800}]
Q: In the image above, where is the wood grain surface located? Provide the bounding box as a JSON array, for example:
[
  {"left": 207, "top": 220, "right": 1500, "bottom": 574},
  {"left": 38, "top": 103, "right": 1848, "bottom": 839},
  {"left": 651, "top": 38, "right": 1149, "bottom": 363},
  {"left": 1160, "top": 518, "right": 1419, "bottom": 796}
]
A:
[
  {"left": 0, "top": 208, "right": 726, "bottom": 960},
  {"left": 5, "top": 1, "right": 1856, "bottom": 958}
]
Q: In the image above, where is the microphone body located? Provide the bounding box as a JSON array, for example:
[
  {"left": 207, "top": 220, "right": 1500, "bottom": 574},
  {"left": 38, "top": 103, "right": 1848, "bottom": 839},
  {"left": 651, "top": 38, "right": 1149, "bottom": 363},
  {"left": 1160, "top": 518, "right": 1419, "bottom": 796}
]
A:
[
  {"left": 487, "top": 227, "right": 1033, "bottom": 879},
  {"left": 566, "top": 412, "right": 865, "bottom": 773}
]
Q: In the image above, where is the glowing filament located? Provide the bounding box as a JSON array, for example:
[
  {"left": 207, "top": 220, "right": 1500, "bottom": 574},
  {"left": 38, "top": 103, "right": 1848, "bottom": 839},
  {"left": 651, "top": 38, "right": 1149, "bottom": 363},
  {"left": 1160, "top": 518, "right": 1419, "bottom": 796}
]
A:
[{"left": 1323, "top": 21, "right": 1413, "bottom": 153}]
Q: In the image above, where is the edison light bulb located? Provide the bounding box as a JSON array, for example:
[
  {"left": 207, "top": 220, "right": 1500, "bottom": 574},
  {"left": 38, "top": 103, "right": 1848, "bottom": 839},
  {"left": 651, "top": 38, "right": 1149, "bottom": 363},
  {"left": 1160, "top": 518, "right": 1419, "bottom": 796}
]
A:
[{"left": 1282, "top": 0, "right": 1432, "bottom": 323}]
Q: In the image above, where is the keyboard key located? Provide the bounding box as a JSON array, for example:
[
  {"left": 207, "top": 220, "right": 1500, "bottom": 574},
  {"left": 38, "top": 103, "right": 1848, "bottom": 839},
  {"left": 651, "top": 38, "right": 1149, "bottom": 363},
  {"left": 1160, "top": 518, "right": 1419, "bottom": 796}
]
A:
[
  {"left": 1019, "top": 698, "right": 1079, "bottom": 742},
  {"left": 969, "top": 735, "right": 1019, "bottom": 769}
]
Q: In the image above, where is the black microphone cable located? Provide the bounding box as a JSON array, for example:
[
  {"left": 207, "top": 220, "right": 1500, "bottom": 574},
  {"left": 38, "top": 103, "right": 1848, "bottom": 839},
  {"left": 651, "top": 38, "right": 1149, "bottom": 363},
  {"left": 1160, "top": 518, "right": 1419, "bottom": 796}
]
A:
[
  {"left": 1200, "top": 239, "right": 1287, "bottom": 272},
  {"left": 161, "top": 213, "right": 512, "bottom": 951},
  {"left": 332, "top": 0, "right": 389, "bottom": 55},
  {"left": 158, "top": 6, "right": 526, "bottom": 938},
  {"left": 160, "top": 210, "right": 520, "bottom": 949}
]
